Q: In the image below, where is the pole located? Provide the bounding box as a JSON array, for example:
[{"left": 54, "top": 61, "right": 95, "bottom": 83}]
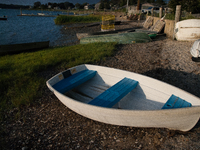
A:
[
  {"left": 126, "top": 0, "right": 129, "bottom": 13},
  {"left": 159, "top": 7, "right": 163, "bottom": 18},
  {"left": 151, "top": 8, "right": 154, "bottom": 16},
  {"left": 173, "top": 5, "right": 181, "bottom": 40},
  {"left": 175, "top": 5, "right": 181, "bottom": 23}
]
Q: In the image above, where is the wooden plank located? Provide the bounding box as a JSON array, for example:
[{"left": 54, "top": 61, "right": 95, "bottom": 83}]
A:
[
  {"left": 149, "top": 20, "right": 165, "bottom": 33},
  {"left": 143, "top": 16, "right": 153, "bottom": 29},
  {"left": 88, "top": 77, "right": 138, "bottom": 108},
  {"left": 162, "top": 94, "right": 192, "bottom": 109},
  {"left": 53, "top": 70, "right": 97, "bottom": 93}
]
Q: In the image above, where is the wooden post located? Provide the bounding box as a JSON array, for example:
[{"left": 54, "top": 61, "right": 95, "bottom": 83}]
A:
[
  {"left": 126, "top": 0, "right": 129, "bottom": 13},
  {"left": 175, "top": 5, "right": 181, "bottom": 23},
  {"left": 159, "top": 7, "right": 163, "bottom": 18},
  {"left": 137, "top": 0, "right": 140, "bottom": 11},
  {"left": 151, "top": 8, "right": 154, "bottom": 16},
  {"left": 173, "top": 5, "right": 181, "bottom": 40},
  {"left": 164, "top": 8, "right": 167, "bottom": 14}
]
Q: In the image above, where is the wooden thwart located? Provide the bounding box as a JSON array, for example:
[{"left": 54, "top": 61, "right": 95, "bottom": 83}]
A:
[
  {"left": 53, "top": 70, "right": 97, "bottom": 93},
  {"left": 162, "top": 94, "right": 192, "bottom": 109},
  {"left": 88, "top": 78, "right": 138, "bottom": 108}
]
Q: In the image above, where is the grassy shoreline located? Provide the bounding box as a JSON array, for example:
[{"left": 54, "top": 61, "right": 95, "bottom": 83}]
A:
[
  {"left": 54, "top": 15, "right": 102, "bottom": 24},
  {"left": 0, "top": 42, "right": 117, "bottom": 120}
]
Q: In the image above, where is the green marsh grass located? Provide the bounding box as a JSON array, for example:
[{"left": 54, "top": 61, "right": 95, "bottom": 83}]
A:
[
  {"left": 0, "top": 42, "right": 117, "bottom": 120},
  {"left": 54, "top": 15, "right": 102, "bottom": 24}
]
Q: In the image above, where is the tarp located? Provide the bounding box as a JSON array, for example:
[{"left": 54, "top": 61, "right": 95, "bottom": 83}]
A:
[
  {"left": 80, "top": 32, "right": 152, "bottom": 44},
  {"left": 190, "top": 39, "right": 200, "bottom": 58}
]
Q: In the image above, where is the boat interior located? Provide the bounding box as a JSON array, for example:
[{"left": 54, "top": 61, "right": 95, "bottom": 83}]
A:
[{"left": 60, "top": 70, "right": 191, "bottom": 110}]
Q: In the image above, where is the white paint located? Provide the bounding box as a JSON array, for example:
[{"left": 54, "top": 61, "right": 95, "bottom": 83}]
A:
[
  {"left": 191, "top": 39, "right": 200, "bottom": 57},
  {"left": 175, "top": 19, "right": 200, "bottom": 41},
  {"left": 46, "top": 64, "right": 200, "bottom": 131}
]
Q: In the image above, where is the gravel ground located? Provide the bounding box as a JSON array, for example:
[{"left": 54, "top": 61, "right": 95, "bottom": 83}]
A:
[{"left": 1, "top": 22, "right": 200, "bottom": 150}]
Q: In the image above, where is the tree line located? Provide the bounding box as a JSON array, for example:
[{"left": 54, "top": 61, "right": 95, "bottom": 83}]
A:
[
  {"left": 99, "top": 0, "right": 166, "bottom": 9},
  {"left": 168, "top": 0, "right": 200, "bottom": 13},
  {"left": 33, "top": 1, "right": 95, "bottom": 9},
  {"left": 0, "top": 3, "right": 29, "bottom": 9}
]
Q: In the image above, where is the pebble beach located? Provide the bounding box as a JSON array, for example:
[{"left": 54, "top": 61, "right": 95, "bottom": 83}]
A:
[{"left": 2, "top": 21, "right": 200, "bottom": 149}]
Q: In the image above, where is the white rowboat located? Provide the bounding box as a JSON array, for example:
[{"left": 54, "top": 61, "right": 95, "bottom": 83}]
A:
[
  {"left": 175, "top": 19, "right": 200, "bottom": 41},
  {"left": 46, "top": 64, "right": 200, "bottom": 131}
]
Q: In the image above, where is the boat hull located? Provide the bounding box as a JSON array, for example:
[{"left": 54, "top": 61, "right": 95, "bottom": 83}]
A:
[
  {"left": 0, "top": 17, "right": 7, "bottom": 20},
  {"left": 175, "top": 19, "right": 200, "bottom": 41},
  {"left": 47, "top": 64, "right": 200, "bottom": 131},
  {"left": 80, "top": 32, "right": 151, "bottom": 44},
  {"left": 0, "top": 41, "right": 49, "bottom": 55}
]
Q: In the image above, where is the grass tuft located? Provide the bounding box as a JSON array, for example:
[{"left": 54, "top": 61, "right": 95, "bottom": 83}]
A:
[
  {"left": 54, "top": 15, "right": 102, "bottom": 24},
  {"left": 0, "top": 42, "right": 117, "bottom": 120}
]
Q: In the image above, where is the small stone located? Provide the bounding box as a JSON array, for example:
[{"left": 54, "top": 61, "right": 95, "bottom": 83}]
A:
[{"left": 22, "top": 147, "right": 29, "bottom": 150}]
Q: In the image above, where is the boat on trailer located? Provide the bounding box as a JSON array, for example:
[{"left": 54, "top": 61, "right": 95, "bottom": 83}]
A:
[{"left": 46, "top": 64, "right": 200, "bottom": 131}]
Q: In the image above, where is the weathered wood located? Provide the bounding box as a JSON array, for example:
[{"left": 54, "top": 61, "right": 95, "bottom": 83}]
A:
[
  {"left": 173, "top": 5, "right": 181, "bottom": 39},
  {"left": 137, "top": 0, "right": 140, "bottom": 10},
  {"left": 151, "top": 8, "right": 154, "bottom": 16},
  {"left": 175, "top": 5, "right": 181, "bottom": 23},
  {"left": 143, "top": 16, "right": 153, "bottom": 29},
  {"left": 159, "top": 7, "right": 163, "bottom": 18},
  {"left": 164, "top": 8, "right": 167, "bottom": 14},
  {"left": 149, "top": 20, "right": 165, "bottom": 33}
]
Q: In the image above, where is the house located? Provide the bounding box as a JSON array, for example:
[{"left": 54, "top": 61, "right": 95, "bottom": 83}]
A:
[
  {"left": 48, "top": 5, "right": 52, "bottom": 9},
  {"left": 84, "top": 4, "right": 94, "bottom": 10},
  {"left": 54, "top": 6, "right": 60, "bottom": 10}
]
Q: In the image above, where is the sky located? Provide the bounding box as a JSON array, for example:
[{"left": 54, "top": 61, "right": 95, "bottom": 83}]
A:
[{"left": 0, "top": 0, "right": 100, "bottom": 6}]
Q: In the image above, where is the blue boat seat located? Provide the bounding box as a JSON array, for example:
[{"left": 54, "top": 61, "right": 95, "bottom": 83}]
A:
[
  {"left": 88, "top": 77, "right": 138, "bottom": 108},
  {"left": 162, "top": 94, "right": 192, "bottom": 109},
  {"left": 53, "top": 70, "right": 97, "bottom": 93}
]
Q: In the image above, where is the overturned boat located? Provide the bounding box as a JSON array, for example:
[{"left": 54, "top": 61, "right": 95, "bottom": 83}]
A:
[
  {"left": 46, "top": 64, "right": 200, "bottom": 131},
  {"left": 80, "top": 32, "right": 151, "bottom": 44},
  {"left": 175, "top": 19, "right": 200, "bottom": 41},
  {"left": 0, "top": 41, "right": 49, "bottom": 55}
]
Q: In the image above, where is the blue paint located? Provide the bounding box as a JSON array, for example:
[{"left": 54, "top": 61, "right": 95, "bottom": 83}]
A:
[
  {"left": 162, "top": 94, "right": 192, "bottom": 109},
  {"left": 53, "top": 70, "right": 96, "bottom": 93},
  {"left": 88, "top": 77, "right": 138, "bottom": 108}
]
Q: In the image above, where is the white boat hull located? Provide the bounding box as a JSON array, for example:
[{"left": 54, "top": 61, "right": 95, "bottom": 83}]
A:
[
  {"left": 47, "top": 64, "right": 200, "bottom": 131},
  {"left": 175, "top": 19, "right": 200, "bottom": 41}
]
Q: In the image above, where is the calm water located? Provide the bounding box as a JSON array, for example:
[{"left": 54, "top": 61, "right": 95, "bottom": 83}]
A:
[{"left": 0, "top": 9, "right": 73, "bottom": 46}]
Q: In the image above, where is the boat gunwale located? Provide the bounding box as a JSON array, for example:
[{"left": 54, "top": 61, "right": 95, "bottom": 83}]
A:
[{"left": 47, "top": 64, "right": 200, "bottom": 112}]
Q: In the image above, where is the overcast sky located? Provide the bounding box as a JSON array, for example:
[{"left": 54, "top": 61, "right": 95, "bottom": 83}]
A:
[{"left": 0, "top": 0, "right": 100, "bottom": 6}]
